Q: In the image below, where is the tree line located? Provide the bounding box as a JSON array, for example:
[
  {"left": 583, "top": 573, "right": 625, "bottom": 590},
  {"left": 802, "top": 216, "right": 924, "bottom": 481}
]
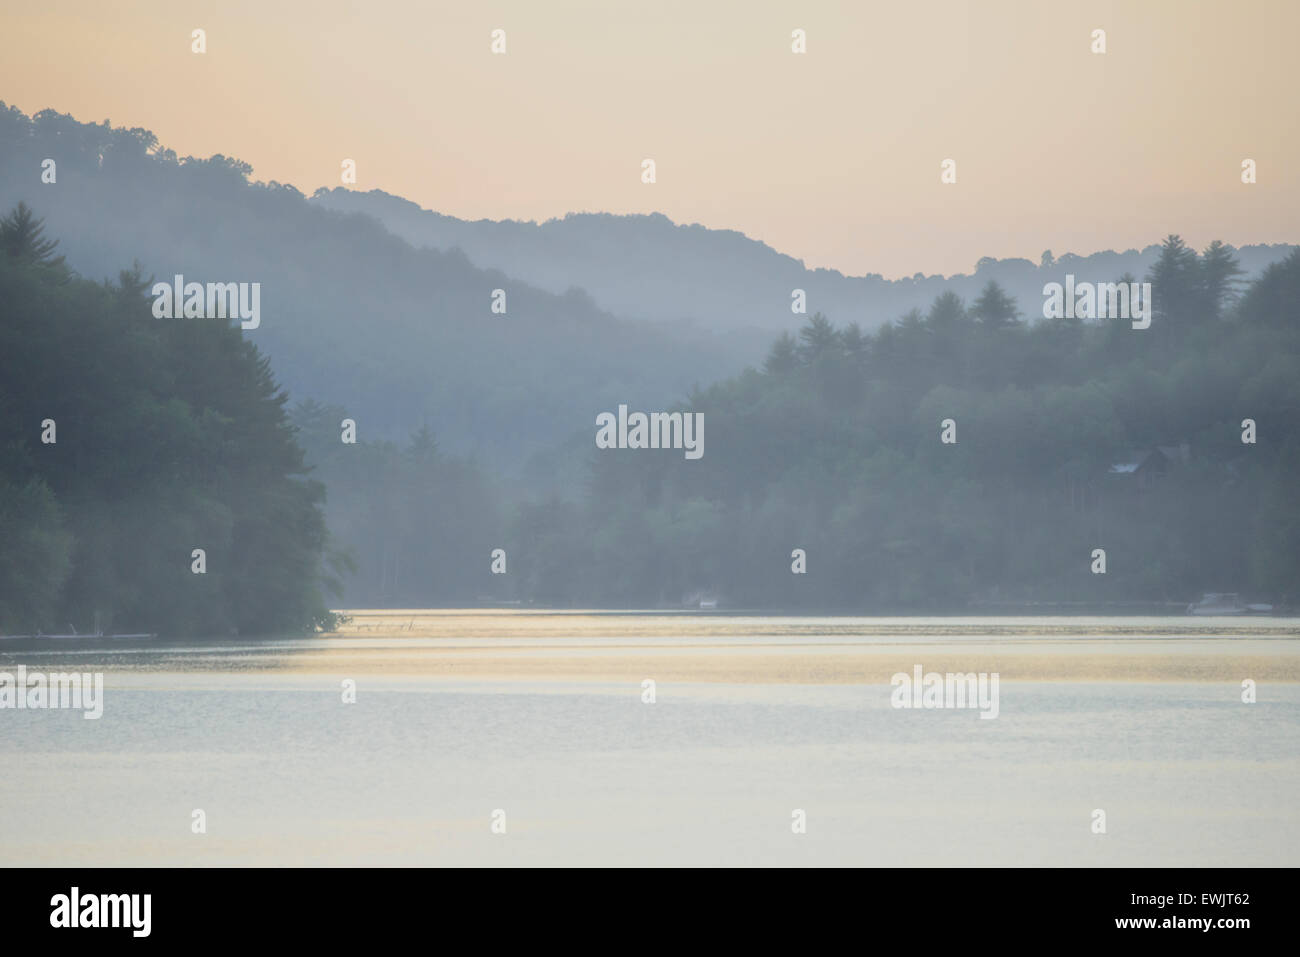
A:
[
  {"left": 4, "top": 208, "right": 1296, "bottom": 631},
  {"left": 304, "top": 236, "right": 1300, "bottom": 611},
  {"left": 0, "top": 204, "right": 344, "bottom": 635}
]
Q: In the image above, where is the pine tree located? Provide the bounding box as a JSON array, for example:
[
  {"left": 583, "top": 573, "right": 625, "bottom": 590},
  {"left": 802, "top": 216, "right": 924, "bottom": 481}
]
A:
[
  {"left": 971, "top": 280, "right": 1021, "bottom": 329},
  {"left": 763, "top": 332, "right": 798, "bottom": 374},
  {"left": 1199, "top": 240, "right": 1244, "bottom": 320},
  {"left": 1147, "top": 234, "right": 1200, "bottom": 325},
  {"left": 796, "top": 312, "right": 840, "bottom": 363},
  {"left": 0, "top": 202, "right": 66, "bottom": 272},
  {"left": 927, "top": 291, "right": 967, "bottom": 329}
]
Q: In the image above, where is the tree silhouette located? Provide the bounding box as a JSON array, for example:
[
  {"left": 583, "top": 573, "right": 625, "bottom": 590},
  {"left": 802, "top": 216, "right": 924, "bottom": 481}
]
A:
[
  {"left": 0, "top": 202, "right": 66, "bottom": 270},
  {"left": 796, "top": 313, "right": 840, "bottom": 364},
  {"left": 1199, "top": 240, "right": 1244, "bottom": 321},
  {"left": 841, "top": 322, "right": 869, "bottom": 364},
  {"left": 763, "top": 331, "right": 798, "bottom": 374},
  {"left": 1147, "top": 234, "right": 1199, "bottom": 325},
  {"left": 926, "top": 291, "right": 967, "bottom": 329},
  {"left": 971, "top": 280, "right": 1021, "bottom": 329}
]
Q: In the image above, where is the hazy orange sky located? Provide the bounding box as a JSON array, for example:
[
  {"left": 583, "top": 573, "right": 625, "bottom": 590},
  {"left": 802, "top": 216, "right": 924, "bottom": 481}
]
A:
[{"left": 2, "top": 0, "right": 1295, "bottom": 278}]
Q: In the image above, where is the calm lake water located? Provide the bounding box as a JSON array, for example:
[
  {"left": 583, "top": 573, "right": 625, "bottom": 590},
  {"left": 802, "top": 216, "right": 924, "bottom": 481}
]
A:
[{"left": 2, "top": 613, "right": 1297, "bottom": 866}]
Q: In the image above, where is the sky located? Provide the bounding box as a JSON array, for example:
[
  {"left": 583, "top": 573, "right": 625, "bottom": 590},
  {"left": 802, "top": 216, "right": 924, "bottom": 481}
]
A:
[{"left": 1, "top": 0, "right": 1296, "bottom": 278}]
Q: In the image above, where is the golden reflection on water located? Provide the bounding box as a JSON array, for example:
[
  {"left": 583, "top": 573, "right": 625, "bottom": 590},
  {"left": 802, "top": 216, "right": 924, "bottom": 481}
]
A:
[
  {"left": 7, "top": 612, "right": 1297, "bottom": 682},
  {"left": 294, "top": 611, "right": 1300, "bottom": 683}
]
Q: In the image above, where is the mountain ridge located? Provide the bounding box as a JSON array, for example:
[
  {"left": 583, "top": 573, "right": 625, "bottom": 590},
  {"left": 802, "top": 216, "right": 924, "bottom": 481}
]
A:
[{"left": 312, "top": 185, "right": 1298, "bottom": 333}]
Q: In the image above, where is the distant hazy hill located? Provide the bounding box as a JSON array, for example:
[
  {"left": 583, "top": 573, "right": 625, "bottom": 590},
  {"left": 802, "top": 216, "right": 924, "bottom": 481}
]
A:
[
  {"left": 313, "top": 187, "right": 1297, "bottom": 333},
  {"left": 0, "top": 103, "right": 742, "bottom": 469},
  {"left": 4, "top": 101, "right": 1294, "bottom": 476}
]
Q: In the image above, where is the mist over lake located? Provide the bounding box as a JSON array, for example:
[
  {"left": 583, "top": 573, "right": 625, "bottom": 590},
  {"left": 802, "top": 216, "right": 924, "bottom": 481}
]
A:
[{"left": 2, "top": 612, "right": 1296, "bottom": 867}]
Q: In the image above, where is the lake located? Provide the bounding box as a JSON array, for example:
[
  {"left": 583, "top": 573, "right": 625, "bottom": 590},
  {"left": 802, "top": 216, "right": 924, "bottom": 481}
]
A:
[{"left": 2, "top": 611, "right": 1297, "bottom": 866}]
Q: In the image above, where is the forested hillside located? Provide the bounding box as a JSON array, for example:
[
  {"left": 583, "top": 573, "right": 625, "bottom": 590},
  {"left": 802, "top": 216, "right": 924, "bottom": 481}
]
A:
[
  {"left": 299, "top": 239, "right": 1300, "bottom": 610},
  {"left": 0, "top": 103, "right": 739, "bottom": 470},
  {"left": 3, "top": 103, "right": 1296, "bottom": 621},
  {"left": 4, "top": 212, "right": 1296, "bottom": 623},
  {"left": 0, "top": 204, "right": 341, "bottom": 635},
  {"left": 545, "top": 242, "right": 1300, "bottom": 609}
]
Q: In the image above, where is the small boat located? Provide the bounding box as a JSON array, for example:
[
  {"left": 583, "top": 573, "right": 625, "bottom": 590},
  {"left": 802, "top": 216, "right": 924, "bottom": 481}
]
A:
[{"left": 1187, "top": 593, "right": 1247, "bottom": 615}]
